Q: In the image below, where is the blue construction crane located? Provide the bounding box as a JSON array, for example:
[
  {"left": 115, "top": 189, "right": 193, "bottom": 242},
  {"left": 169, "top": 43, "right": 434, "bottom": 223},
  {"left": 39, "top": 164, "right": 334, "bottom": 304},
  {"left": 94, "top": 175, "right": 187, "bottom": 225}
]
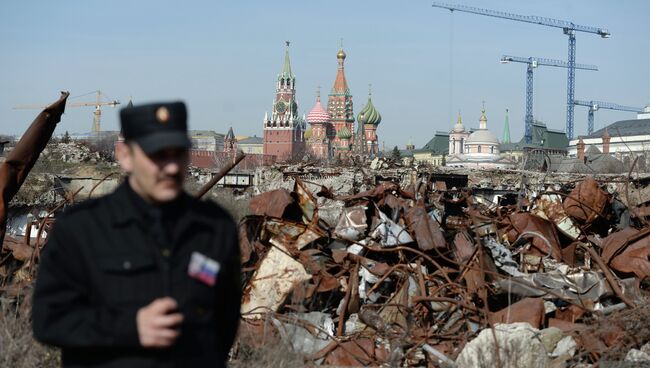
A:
[
  {"left": 573, "top": 100, "right": 643, "bottom": 136},
  {"left": 500, "top": 56, "right": 598, "bottom": 144},
  {"left": 432, "top": 2, "right": 610, "bottom": 140}
]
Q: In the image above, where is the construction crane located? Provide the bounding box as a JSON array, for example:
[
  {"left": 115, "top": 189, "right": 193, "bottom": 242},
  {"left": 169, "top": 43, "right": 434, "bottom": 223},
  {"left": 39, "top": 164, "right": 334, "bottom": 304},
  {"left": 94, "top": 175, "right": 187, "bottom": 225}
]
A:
[
  {"left": 573, "top": 99, "right": 643, "bottom": 136},
  {"left": 500, "top": 55, "right": 598, "bottom": 144},
  {"left": 14, "top": 90, "right": 120, "bottom": 138},
  {"left": 432, "top": 2, "right": 610, "bottom": 140}
]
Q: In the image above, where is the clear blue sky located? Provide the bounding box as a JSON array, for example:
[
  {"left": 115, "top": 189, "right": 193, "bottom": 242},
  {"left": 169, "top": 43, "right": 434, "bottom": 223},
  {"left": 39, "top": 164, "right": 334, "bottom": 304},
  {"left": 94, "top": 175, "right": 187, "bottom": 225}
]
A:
[{"left": 1, "top": 0, "right": 648, "bottom": 148}]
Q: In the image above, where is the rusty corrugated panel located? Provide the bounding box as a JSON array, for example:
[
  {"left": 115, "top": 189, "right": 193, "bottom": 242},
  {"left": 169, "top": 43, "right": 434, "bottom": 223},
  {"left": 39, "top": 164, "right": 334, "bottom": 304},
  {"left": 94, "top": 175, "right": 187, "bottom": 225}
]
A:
[
  {"left": 563, "top": 176, "right": 609, "bottom": 224},
  {"left": 488, "top": 298, "right": 545, "bottom": 328},
  {"left": 248, "top": 188, "right": 295, "bottom": 218},
  {"left": 506, "top": 213, "right": 563, "bottom": 261},
  {"left": 0, "top": 92, "right": 68, "bottom": 245},
  {"left": 403, "top": 199, "right": 446, "bottom": 250}
]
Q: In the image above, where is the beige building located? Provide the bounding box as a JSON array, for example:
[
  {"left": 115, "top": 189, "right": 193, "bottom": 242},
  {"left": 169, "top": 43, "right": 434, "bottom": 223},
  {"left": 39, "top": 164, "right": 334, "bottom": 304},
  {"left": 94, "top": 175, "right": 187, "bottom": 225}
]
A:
[
  {"left": 190, "top": 130, "right": 224, "bottom": 152},
  {"left": 237, "top": 136, "right": 264, "bottom": 154}
]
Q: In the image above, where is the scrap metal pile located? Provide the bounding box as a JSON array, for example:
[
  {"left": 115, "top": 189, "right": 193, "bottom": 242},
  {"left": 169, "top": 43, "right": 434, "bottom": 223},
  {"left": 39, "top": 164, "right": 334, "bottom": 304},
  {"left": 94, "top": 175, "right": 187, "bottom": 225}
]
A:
[{"left": 235, "top": 174, "right": 650, "bottom": 367}]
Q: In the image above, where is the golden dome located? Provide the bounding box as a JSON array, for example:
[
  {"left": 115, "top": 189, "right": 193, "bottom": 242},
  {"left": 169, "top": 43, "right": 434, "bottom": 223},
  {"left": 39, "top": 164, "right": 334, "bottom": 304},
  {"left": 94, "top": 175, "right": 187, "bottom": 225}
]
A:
[{"left": 337, "top": 48, "right": 346, "bottom": 60}]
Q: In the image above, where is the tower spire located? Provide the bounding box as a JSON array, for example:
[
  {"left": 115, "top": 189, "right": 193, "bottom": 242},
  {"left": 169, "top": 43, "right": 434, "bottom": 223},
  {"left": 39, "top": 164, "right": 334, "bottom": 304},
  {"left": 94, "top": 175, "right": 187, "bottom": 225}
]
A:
[
  {"left": 502, "top": 108, "right": 511, "bottom": 144},
  {"left": 280, "top": 40, "right": 294, "bottom": 80},
  {"left": 332, "top": 43, "right": 349, "bottom": 94}
]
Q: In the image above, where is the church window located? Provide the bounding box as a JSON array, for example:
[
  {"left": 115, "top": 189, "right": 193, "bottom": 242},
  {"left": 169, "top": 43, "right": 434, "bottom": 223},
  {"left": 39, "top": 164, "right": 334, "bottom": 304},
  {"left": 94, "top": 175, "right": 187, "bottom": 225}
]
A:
[
  {"left": 490, "top": 146, "right": 494, "bottom": 153},
  {"left": 478, "top": 146, "right": 482, "bottom": 153}
]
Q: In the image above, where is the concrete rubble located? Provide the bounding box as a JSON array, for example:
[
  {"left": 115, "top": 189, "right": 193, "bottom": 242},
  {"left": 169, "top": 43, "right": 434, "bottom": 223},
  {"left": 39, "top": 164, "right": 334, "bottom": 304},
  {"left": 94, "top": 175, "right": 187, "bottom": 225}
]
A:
[{"left": 1, "top": 95, "right": 650, "bottom": 366}]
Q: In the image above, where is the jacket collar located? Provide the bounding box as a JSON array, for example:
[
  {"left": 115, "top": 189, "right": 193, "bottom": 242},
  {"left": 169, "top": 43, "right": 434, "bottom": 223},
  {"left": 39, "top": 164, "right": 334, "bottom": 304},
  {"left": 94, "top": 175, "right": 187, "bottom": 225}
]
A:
[{"left": 109, "top": 180, "right": 193, "bottom": 226}]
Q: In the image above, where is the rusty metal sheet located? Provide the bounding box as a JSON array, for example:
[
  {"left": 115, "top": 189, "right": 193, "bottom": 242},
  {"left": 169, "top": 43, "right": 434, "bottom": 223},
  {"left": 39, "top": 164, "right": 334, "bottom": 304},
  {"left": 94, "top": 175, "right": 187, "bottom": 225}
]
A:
[
  {"left": 293, "top": 178, "right": 318, "bottom": 224},
  {"left": 488, "top": 298, "right": 544, "bottom": 329},
  {"left": 601, "top": 226, "right": 644, "bottom": 263},
  {"left": 506, "top": 213, "right": 563, "bottom": 261},
  {"left": 403, "top": 199, "right": 446, "bottom": 250},
  {"left": 2, "top": 236, "right": 33, "bottom": 261},
  {"left": 322, "top": 338, "right": 380, "bottom": 366},
  {"left": 262, "top": 218, "right": 324, "bottom": 249},
  {"left": 0, "top": 92, "right": 68, "bottom": 245},
  {"left": 452, "top": 230, "right": 475, "bottom": 263},
  {"left": 563, "top": 176, "right": 609, "bottom": 224},
  {"left": 249, "top": 188, "right": 296, "bottom": 219},
  {"left": 533, "top": 193, "right": 581, "bottom": 240},
  {"left": 610, "top": 236, "right": 650, "bottom": 279}
]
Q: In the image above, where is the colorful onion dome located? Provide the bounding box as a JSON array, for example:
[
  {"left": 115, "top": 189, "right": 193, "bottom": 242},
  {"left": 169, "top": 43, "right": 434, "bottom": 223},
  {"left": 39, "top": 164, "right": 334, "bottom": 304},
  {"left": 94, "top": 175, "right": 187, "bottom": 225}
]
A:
[
  {"left": 306, "top": 95, "right": 330, "bottom": 124},
  {"left": 337, "top": 125, "right": 352, "bottom": 139},
  {"left": 357, "top": 95, "right": 382, "bottom": 126}
]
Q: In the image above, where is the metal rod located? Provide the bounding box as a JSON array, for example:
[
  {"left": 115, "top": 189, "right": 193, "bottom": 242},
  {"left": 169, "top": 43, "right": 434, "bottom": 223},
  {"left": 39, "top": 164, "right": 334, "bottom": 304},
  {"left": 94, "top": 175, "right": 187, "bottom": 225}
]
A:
[{"left": 195, "top": 152, "right": 246, "bottom": 199}]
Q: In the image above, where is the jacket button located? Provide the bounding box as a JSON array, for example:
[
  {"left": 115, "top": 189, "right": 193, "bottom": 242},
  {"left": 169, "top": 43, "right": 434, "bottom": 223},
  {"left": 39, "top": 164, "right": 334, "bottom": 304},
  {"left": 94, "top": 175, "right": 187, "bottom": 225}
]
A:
[
  {"left": 162, "top": 248, "right": 171, "bottom": 258},
  {"left": 123, "top": 261, "right": 131, "bottom": 270}
]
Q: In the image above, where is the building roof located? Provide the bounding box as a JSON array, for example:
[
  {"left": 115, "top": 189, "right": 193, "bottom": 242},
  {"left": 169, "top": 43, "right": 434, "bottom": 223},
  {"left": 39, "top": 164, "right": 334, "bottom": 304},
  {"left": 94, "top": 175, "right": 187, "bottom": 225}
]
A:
[
  {"left": 467, "top": 129, "right": 499, "bottom": 145},
  {"left": 500, "top": 121, "right": 568, "bottom": 151},
  {"left": 413, "top": 132, "right": 449, "bottom": 155},
  {"left": 585, "top": 118, "right": 650, "bottom": 138},
  {"left": 237, "top": 136, "right": 263, "bottom": 145},
  {"left": 190, "top": 130, "right": 224, "bottom": 138}
]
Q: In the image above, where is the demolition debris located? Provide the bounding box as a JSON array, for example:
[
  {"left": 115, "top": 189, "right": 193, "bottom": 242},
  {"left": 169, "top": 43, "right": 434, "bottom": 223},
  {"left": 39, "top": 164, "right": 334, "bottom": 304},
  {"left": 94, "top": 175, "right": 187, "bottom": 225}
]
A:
[{"left": 2, "top": 93, "right": 650, "bottom": 367}]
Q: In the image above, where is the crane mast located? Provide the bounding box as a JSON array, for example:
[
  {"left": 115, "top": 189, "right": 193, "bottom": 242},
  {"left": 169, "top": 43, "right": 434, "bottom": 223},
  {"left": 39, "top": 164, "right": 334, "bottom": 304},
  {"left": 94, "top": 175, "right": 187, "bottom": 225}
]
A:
[
  {"left": 500, "top": 56, "right": 597, "bottom": 144},
  {"left": 432, "top": 2, "right": 610, "bottom": 139},
  {"left": 573, "top": 99, "right": 643, "bottom": 135}
]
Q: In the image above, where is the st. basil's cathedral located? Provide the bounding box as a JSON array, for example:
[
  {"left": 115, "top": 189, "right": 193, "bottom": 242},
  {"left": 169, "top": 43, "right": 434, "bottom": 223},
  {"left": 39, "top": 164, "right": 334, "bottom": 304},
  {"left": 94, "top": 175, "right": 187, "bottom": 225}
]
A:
[{"left": 263, "top": 42, "right": 381, "bottom": 162}]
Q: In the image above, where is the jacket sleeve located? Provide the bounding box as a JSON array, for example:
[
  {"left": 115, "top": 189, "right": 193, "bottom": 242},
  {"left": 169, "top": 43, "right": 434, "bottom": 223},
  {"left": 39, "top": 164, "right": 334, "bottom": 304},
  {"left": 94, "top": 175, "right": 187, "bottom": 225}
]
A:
[
  {"left": 214, "top": 218, "right": 242, "bottom": 363},
  {"left": 32, "top": 217, "right": 141, "bottom": 349}
]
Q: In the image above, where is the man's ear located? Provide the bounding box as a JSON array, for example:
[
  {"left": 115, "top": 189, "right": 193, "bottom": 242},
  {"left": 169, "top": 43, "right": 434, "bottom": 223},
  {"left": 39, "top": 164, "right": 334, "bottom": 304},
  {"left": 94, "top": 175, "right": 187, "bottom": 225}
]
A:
[{"left": 115, "top": 141, "right": 133, "bottom": 173}]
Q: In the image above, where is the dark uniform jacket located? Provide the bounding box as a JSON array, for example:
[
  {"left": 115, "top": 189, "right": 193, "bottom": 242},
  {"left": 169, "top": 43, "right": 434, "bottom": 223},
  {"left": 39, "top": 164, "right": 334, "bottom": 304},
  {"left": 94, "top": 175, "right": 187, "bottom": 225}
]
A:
[{"left": 32, "top": 181, "right": 241, "bottom": 367}]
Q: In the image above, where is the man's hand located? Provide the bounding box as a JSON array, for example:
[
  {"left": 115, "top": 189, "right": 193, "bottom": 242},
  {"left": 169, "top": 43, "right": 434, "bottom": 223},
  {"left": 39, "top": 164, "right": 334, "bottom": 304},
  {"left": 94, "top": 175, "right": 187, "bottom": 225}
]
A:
[{"left": 136, "top": 297, "right": 184, "bottom": 348}]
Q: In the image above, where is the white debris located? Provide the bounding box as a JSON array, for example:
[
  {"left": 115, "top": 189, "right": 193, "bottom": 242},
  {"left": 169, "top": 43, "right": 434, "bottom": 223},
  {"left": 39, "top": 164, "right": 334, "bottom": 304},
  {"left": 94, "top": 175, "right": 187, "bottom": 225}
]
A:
[{"left": 455, "top": 323, "right": 550, "bottom": 368}]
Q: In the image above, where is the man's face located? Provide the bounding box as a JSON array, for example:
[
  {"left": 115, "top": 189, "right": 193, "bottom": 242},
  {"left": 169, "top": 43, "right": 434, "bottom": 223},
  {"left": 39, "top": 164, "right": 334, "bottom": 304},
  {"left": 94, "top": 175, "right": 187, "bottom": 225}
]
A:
[{"left": 117, "top": 142, "right": 189, "bottom": 203}]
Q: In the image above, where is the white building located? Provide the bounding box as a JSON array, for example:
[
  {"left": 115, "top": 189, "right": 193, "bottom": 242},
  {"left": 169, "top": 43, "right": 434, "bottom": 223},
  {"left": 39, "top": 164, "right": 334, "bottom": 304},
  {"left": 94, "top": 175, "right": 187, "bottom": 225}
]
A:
[
  {"left": 567, "top": 108, "right": 650, "bottom": 170},
  {"left": 446, "top": 107, "right": 515, "bottom": 169}
]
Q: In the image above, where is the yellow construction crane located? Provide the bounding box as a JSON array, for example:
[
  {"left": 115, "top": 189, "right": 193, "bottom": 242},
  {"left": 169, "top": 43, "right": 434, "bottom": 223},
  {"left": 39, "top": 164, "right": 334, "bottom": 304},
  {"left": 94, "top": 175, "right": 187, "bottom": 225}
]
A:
[{"left": 14, "top": 90, "right": 120, "bottom": 137}]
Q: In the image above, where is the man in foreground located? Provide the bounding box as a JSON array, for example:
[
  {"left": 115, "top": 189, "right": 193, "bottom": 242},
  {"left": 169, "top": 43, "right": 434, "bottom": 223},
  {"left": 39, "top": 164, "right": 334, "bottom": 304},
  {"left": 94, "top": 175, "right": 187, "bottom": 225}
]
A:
[{"left": 33, "top": 101, "right": 241, "bottom": 367}]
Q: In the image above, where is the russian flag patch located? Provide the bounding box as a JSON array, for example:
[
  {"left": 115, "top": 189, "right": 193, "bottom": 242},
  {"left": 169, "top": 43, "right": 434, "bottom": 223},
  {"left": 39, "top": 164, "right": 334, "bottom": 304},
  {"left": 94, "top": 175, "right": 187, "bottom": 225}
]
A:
[{"left": 188, "top": 251, "right": 221, "bottom": 286}]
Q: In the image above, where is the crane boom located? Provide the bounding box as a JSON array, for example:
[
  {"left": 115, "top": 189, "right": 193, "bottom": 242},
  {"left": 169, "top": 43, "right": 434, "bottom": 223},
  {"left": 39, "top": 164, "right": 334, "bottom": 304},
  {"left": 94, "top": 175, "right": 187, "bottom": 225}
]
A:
[
  {"left": 573, "top": 99, "right": 643, "bottom": 135},
  {"left": 431, "top": 2, "right": 610, "bottom": 36},
  {"left": 501, "top": 56, "right": 598, "bottom": 71},
  {"left": 501, "top": 55, "right": 597, "bottom": 144},
  {"left": 432, "top": 2, "right": 610, "bottom": 139},
  {"left": 13, "top": 90, "right": 120, "bottom": 136},
  {"left": 573, "top": 100, "right": 643, "bottom": 113}
]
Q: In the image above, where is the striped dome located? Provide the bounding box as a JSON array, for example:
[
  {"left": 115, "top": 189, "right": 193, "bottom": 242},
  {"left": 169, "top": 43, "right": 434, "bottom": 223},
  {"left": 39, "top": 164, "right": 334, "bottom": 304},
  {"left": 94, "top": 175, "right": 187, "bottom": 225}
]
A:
[
  {"left": 337, "top": 125, "right": 352, "bottom": 139},
  {"left": 357, "top": 96, "right": 381, "bottom": 126},
  {"left": 307, "top": 97, "right": 330, "bottom": 124}
]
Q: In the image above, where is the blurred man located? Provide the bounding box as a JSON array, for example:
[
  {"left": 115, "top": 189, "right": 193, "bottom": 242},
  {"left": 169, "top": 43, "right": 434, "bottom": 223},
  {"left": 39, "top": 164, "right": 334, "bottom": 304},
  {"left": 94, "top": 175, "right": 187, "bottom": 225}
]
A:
[{"left": 33, "top": 102, "right": 241, "bottom": 367}]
